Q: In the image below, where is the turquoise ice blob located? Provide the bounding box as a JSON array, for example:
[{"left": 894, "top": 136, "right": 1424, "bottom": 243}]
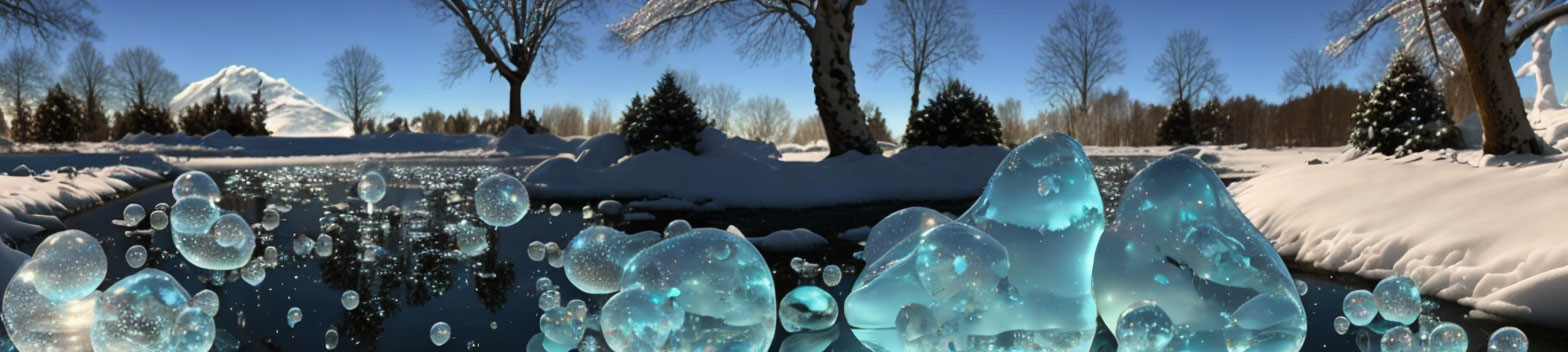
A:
[
  {"left": 1381, "top": 325, "right": 1416, "bottom": 352},
  {"left": 29, "top": 230, "right": 107, "bottom": 301},
  {"left": 914, "top": 222, "right": 1009, "bottom": 312},
  {"left": 170, "top": 197, "right": 220, "bottom": 234},
  {"left": 192, "top": 289, "right": 219, "bottom": 317},
  {"left": 211, "top": 214, "right": 252, "bottom": 248},
  {"left": 1093, "top": 155, "right": 1307, "bottom": 352},
  {"left": 600, "top": 288, "right": 685, "bottom": 351},
  {"left": 91, "top": 269, "right": 197, "bottom": 352},
  {"left": 1115, "top": 300, "right": 1174, "bottom": 352},
  {"left": 123, "top": 203, "right": 146, "bottom": 225},
  {"left": 863, "top": 207, "right": 950, "bottom": 263},
  {"left": 1487, "top": 326, "right": 1527, "bottom": 352},
  {"left": 619, "top": 229, "right": 775, "bottom": 351},
  {"left": 357, "top": 171, "right": 386, "bottom": 204},
  {"left": 341, "top": 290, "right": 359, "bottom": 310},
  {"left": 126, "top": 245, "right": 147, "bottom": 268},
  {"left": 778, "top": 326, "right": 839, "bottom": 352},
  {"left": 1373, "top": 276, "right": 1421, "bottom": 324},
  {"left": 450, "top": 220, "right": 490, "bottom": 257},
  {"left": 1295, "top": 279, "right": 1308, "bottom": 296},
  {"left": 170, "top": 307, "right": 215, "bottom": 352},
  {"left": 149, "top": 210, "right": 168, "bottom": 230},
  {"left": 430, "top": 321, "right": 452, "bottom": 346},
  {"left": 171, "top": 212, "right": 256, "bottom": 271},
  {"left": 663, "top": 219, "right": 692, "bottom": 238},
  {"left": 240, "top": 259, "right": 265, "bottom": 286},
  {"left": 475, "top": 172, "right": 529, "bottom": 227},
  {"left": 822, "top": 264, "right": 842, "bottom": 287},
  {"left": 778, "top": 286, "right": 839, "bottom": 333},
  {"left": 287, "top": 307, "right": 303, "bottom": 327},
  {"left": 2, "top": 262, "right": 99, "bottom": 352},
  {"left": 1343, "top": 290, "right": 1378, "bottom": 326},
  {"left": 1334, "top": 316, "right": 1350, "bottom": 335},
  {"left": 1428, "top": 322, "right": 1469, "bottom": 352},
  {"left": 539, "top": 306, "right": 585, "bottom": 345},
  {"left": 564, "top": 226, "right": 659, "bottom": 294},
  {"left": 171, "top": 171, "right": 221, "bottom": 202}
]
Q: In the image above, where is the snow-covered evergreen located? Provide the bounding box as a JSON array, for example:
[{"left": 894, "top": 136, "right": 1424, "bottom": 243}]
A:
[{"left": 1350, "top": 54, "right": 1463, "bottom": 156}]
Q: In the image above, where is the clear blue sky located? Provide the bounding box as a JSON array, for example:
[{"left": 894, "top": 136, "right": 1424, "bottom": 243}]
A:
[{"left": 45, "top": 0, "right": 1556, "bottom": 135}]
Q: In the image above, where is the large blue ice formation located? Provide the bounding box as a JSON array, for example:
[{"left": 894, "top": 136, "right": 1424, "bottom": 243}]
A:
[{"left": 610, "top": 229, "right": 776, "bottom": 351}]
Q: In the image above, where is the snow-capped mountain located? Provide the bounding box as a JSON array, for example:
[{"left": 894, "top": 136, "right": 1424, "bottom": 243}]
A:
[{"left": 170, "top": 65, "right": 352, "bottom": 137}]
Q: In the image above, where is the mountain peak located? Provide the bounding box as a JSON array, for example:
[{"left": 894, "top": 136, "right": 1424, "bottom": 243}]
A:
[{"left": 170, "top": 66, "right": 350, "bottom": 137}]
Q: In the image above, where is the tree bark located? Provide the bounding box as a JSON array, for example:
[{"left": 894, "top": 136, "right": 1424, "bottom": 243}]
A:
[
  {"left": 808, "top": 3, "right": 879, "bottom": 156},
  {"left": 909, "top": 73, "right": 921, "bottom": 123},
  {"left": 508, "top": 78, "right": 523, "bottom": 129},
  {"left": 1443, "top": 2, "right": 1545, "bottom": 155}
]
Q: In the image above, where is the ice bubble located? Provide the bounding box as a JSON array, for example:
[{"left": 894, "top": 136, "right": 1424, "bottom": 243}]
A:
[
  {"left": 450, "top": 220, "right": 489, "bottom": 257},
  {"left": 263, "top": 246, "right": 279, "bottom": 266},
  {"left": 2, "top": 262, "right": 99, "bottom": 351},
  {"left": 779, "top": 286, "right": 838, "bottom": 333},
  {"left": 170, "top": 197, "right": 220, "bottom": 234},
  {"left": 1428, "top": 322, "right": 1468, "bottom": 352},
  {"left": 564, "top": 226, "right": 658, "bottom": 294},
  {"left": 172, "top": 215, "right": 255, "bottom": 271},
  {"left": 1343, "top": 290, "right": 1378, "bottom": 326},
  {"left": 528, "top": 241, "right": 547, "bottom": 261},
  {"left": 341, "top": 290, "right": 359, "bottom": 310},
  {"left": 863, "top": 207, "right": 949, "bottom": 263},
  {"left": 536, "top": 277, "right": 553, "bottom": 292},
  {"left": 579, "top": 335, "right": 601, "bottom": 352},
  {"left": 211, "top": 214, "right": 253, "bottom": 248},
  {"left": 540, "top": 306, "right": 586, "bottom": 345},
  {"left": 172, "top": 171, "right": 221, "bottom": 202},
  {"left": 790, "top": 257, "right": 807, "bottom": 273},
  {"left": 316, "top": 234, "right": 334, "bottom": 257},
  {"left": 568, "top": 299, "right": 587, "bottom": 317},
  {"left": 287, "top": 307, "right": 303, "bottom": 328},
  {"left": 149, "top": 210, "right": 169, "bottom": 230},
  {"left": 619, "top": 229, "right": 775, "bottom": 350},
  {"left": 1093, "top": 155, "right": 1306, "bottom": 352},
  {"left": 546, "top": 242, "right": 564, "bottom": 268},
  {"left": 600, "top": 288, "right": 685, "bottom": 351},
  {"left": 1334, "top": 316, "right": 1350, "bottom": 335},
  {"left": 358, "top": 171, "right": 387, "bottom": 205},
  {"left": 192, "top": 289, "right": 219, "bottom": 317},
  {"left": 126, "top": 245, "right": 147, "bottom": 268},
  {"left": 241, "top": 259, "right": 265, "bottom": 286},
  {"left": 124, "top": 203, "right": 146, "bottom": 226},
  {"left": 30, "top": 230, "right": 107, "bottom": 301},
  {"left": 261, "top": 209, "right": 281, "bottom": 231},
  {"left": 582, "top": 205, "right": 595, "bottom": 219},
  {"left": 1374, "top": 276, "right": 1421, "bottom": 324},
  {"left": 1381, "top": 325, "right": 1416, "bottom": 352},
  {"left": 549, "top": 203, "right": 563, "bottom": 217},
  {"left": 475, "top": 173, "right": 529, "bottom": 227},
  {"left": 430, "top": 321, "right": 452, "bottom": 346},
  {"left": 915, "top": 223, "right": 1008, "bottom": 309},
  {"left": 663, "top": 219, "right": 692, "bottom": 238},
  {"left": 293, "top": 234, "right": 316, "bottom": 256},
  {"left": 1115, "top": 300, "right": 1173, "bottom": 352},
  {"left": 540, "top": 289, "right": 561, "bottom": 310},
  {"left": 171, "top": 307, "right": 215, "bottom": 352},
  {"left": 325, "top": 328, "right": 339, "bottom": 350},
  {"left": 779, "top": 326, "right": 839, "bottom": 352},
  {"left": 822, "top": 265, "right": 842, "bottom": 287},
  {"left": 91, "top": 269, "right": 198, "bottom": 351},
  {"left": 1295, "top": 279, "right": 1308, "bottom": 296},
  {"left": 1487, "top": 326, "right": 1527, "bottom": 352}
]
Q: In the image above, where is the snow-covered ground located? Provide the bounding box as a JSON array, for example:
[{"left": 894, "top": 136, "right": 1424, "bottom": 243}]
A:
[{"left": 0, "top": 163, "right": 169, "bottom": 244}]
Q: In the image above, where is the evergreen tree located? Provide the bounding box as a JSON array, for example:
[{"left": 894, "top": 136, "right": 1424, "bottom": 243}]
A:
[
  {"left": 520, "top": 109, "right": 548, "bottom": 134},
  {"left": 1192, "top": 98, "right": 1228, "bottom": 144},
  {"left": 903, "top": 80, "right": 1002, "bottom": 147},
  {"left": 1157, "top": 98, "right": 1199, "bottom": 145},
  {"left": 1350, "top": 54, "right": 1464, "bottom": 156},
  {"left": 32, "top": 84, "right": 82, "bottom": 143},
  {"left": 618, "top": 72, "right": 709, "bottom": 154},
  {"left": 863, "top": 102, "right": 893, "bottom": 143},
  {"left": 110, "top": 103, "right": 176, "bottom": 138},
  {"left": 9, "top": 105, "right": 33, "bottom": 142},
  {"left": 244, "top": 81, "right": 270, "bottom": 136}
]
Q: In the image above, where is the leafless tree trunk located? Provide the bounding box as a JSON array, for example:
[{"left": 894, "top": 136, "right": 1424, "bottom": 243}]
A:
[
  {"left": 61, "top": 41, "right": 111, "bottom": 140},
  {"left": 0, "top": 0, "right": 100, "bottom": 49},
  {"left": 0, "top": 47, "right": 49, "bottom": 138},
  {"left": 1029, "top": 0, "right": 1124, "bottom": 138},
  {"left": 109, "top": 46, "right": 180, "bottom": 110},
  {"left": 1280, "top": 47, "right": 1340, "bottom": 96},
  {"left": 736, "top": 94, "right": 791, "bottom": 143},
  {"left": 324, "top": 45, "right": 391, "bottom": 135},
  {"left": 1149, "top": 29, "right": 1228, "bottom": 103},
  {"left": 417, "top": 0, "right": 593, "bottom": 126},
  {"left": 873, "top": 0, "right": 981, "bottom": 118}
]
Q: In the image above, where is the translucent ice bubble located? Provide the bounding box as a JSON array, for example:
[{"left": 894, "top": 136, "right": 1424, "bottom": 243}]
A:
[
  {"left": 341, "top": 290, "right": 360, "bottom": 310},
  {"left": 1295, "top": 279, "right": 1308, "bottom": 296},
  {"left": 1114, "top": 300, "right": 1174, "bottom": 351},
  {"left": 1374, "top": 276, "right": 1421, "bottom": 324},
  {"left": 171, "top": 306, "right": 215, "bottom": 352},
  {"left": 895, "top": 303, "right": 938, "bottom": 345},
  {"left": 822, "top": 265, "right": 842, "bottom": 287},
  {"left": 549, "top": 203, "right": 563, "bottom": 217},
  {"left": 539, "top": 306, "right": 586, "bottom": 345},
  {"left": 149, "top": 210, "right": 169, "bottom": 230},
  {"left": 450, "top": 220, "right": 489, "bottom": 257},
  {"left": 790, "top": 257, "right": 807, "bottom": 273},
  {"left": 579, "top": 335, "right": 601, "bottom": 352},
  {"left": 2, "top": 262, "right": 99, "bottom": 351},
  {"left": 263, "top": 246, "right": 279, "bottom": 266},
  {"left": 172, "top": 214, "right": 255, "bottom": 271},
  {"left": 241, "top": 259, "right": 265, "bottom": 286},
  {"left": 1487, "top": 326, "right": 1527, "bottom": 352},
  {"left": 539, "top": 289, "right": 561, "bottom": 310},
  {"left": 863, "top": 207, "right": 949, "bottom": 263},
  {"left": 779, "top": 326, "right": 839, "bottom": 352},
  {"left": 844, "top": 222, "right": 1011, "bottom": 348},
  {"left": 779, "top": 286, "right": 839, "bottom": 333},
  {"left": 1334, "top": 316, "right": 1350, "bottom": 335},
  {"left": 1343, "top": 290, "right": 1378, "bottom": 326},
  {"left": 546, "top": 242, "right": 564, "bottom": 268},
  {"left": 172, "top": 171, "right": 220, "bottom": 202},
  {"left": 567, "top": 299, "right": 588, "bottom": 319},
  {"left": 1381, "top": 325, "right": 1416, "bottom": 352},
  {"left": 316, "top": 234, "right": 334, "bottom": 257},
  {"left": 475, "top": 173, "right": 529, "bottom": 227},
  {"left": 261, "top": 209, "right": 281, "bottom": 231},
  {"left": 430, "top": 321, "right": 452, "bottom": 346},
  {"left": 564, "top": 226, "right": 659, "bottom": 294},
  {"left": 619, "top": 229, "right": 776, "bottom": 350},
  {"left": 663, "top": 219, "right": 692, "bottom": 238},
  {"left": 91, "top": 269, "right": 197, "bottom": 351},
  {"left": 126, "top": 245, "right": 147, "bottom": 268},
  {"left": 1093, "top": 155, "right": 1306, "bottom": 352},
  {"left": 124, "top": 203, "right": 146, "bottom": 226},
  {"left": 294, "top": 234, "right": 316, "bottom": 256},
  {"left": 358, "top": 171, "right": 387, "bottom": 205},
  {"left": 528, "top": 241, "right": 547, "bottom": 262},
  {"left": 192, "top": 289, "right": 219, "bottom": 317},
  {"left": 1428, "top": 322, "right": 1468, "bottom": 352},
  {"left": 325, "top": 328, "right": 339, "bottom": 350},
  {"left": 211, "top": 214, "right": 253, "bottom": 248},
  {"left": 536, "top": 277, "right": 554, "bottom": 292},
  {"left": 30, "top": 230, "right": 107, "bottom": 301},
  {"left": 287, "top": 307, "right": 303, "bottom": 328},
  {"left": 600, "top": 288, "right": 685, "bottom": 351},
  {"left": 170, "top": 197, "right": 220, "bottom": 234}
]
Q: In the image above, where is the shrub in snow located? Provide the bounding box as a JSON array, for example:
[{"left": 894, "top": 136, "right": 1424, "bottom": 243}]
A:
[
  {"left": 904, "top": 80, "right": 1001, "bottom": 147},
  {"left": 1157, "top": 99, "right": 1199, "bottom": 145},
  {"left": 6, "top": 105, "right": 32, "bottom": 143},
  {"left": 619, "top": 71, "right": 709, "bottom": 154},
  {"left": 1192, "top": 98, "right": 1228, "bottom": 144},
  {"left": 111, "top": 103, "right": 177, "bottom": 138},
  {"left": 1351, "top": 54, "right": 1464, "bottom": 156},
  {"left": 30, "top": 85, "right": 83, "bottom": 143}
]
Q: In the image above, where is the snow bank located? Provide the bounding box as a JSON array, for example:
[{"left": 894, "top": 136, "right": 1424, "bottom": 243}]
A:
[
  {"left": 1529, "top": 108, "right": 1568, "bottom": 152},
  {"left": 117, "top": 131, "right": 504, "bottom": 158},
  {"left": 0, "top": 165, "right": 166, "bottom": 244},
  {"left": 1083, "top": 145, "right": 1344, "bottom": 176},
  {"left": 1230, "top": 150, "right": 1568, "bottom": 328},
  {"left": 748, "top": 228, "right": 829, "bottom": 254}
]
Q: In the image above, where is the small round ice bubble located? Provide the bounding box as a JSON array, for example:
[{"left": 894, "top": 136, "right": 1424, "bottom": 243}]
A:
[
  {"left": 549, "top": 203, "right": 562, "bottom": 217},
  {"left": 1487, "top": 326, "right": 1527, "bottom": 352},
  {"left": 599, "top": 288, "right": 684, "bottom": 351},
  {"left": 430, "top": 321, "right": 452, "bottom": 346},
  {"left": 149, "top": 210, "right": 169, "bottom": 230},
  {"left": 535, "top": 277, "right": 553, "bottom": 292},
  {"left": 241, "top": 260, "right": 265, "bottom": 286},
  {"left": 451, "top": 221, "right": 489, "bottom": 257},
  {"left": 126, "top": 245, "right": 147, "bottom": 268},
  {"left": 294, "top": 234, "right": 316, "bottom": 256},
  {"left": 31, "top": 230, "right": 108, "bottom": 301},
  {"left": 171, "top": 197, "right": 220, "bottom": 235},
  {"left": 475, "top": 173, "right": 529, "bottom": 227},
  {"left": 545, "top": 242, "right": 564, "bottom": 268},
  {"left": 316, "top": 234, "right": 334, "bottom": 257},
  {"left": 1295, "top": 279, "right": 1308, "bottom": 296},
  {"left": 172, "top": 171, "right": 221, "bottom": 201},
  {"left": 261, "top": 209, "right": 281, "bottom": 231},
  {"left": 778, "top": 286, "right": 838, "bottom": 333},
  {"left": 528, "top": 241, "right": 547, "bottom": 262},
  {"left": 1333, "top": 316, "right": 1350, "bottom": 335},
  {"left": 1374, "top": 276, "right": 1421, "bottom": 324},
  {"left": 664, "top": 219, "right": 692, "bottom": 238},
  {"left": 287, "top": 307, "right": 303, "bottom": 328},
  {"left": 341, "top": 290, "right": 360, "bottom": 310},
  {"left": 212, "top": 214, "right": 253, "bottom": 248},
  {"left": 358, "top": 171, "right": 386, "bottom": 204},
  {"left": 539, "top": 289, "right": 561, "bottom": 310},
  {"left": 1115, "top": 300, "right": 1174, "bottom": 351},
  {"left": 1342, "top": 289, "right": 1378, "bottom": 326},
  {"left": 193, "top": 289, "right": 219, "bottom": 317},
  {"left": 1428, "top": 322, "right": 1468, "bottom": 352},
  {"left": 822, "top": 265, "right": 842, "bottom": 287},
  {"left": 324, "top": 328, "right": 339, "bottom": 350},
  {"left": 124, "top": 203, "right": 146, "bottom": 226},
  {"left": 539, "top": 306, "right": 586, "bottom": 345},
  {"left": 1381, "top": 326, "right": 1416, "bottom": 352}
]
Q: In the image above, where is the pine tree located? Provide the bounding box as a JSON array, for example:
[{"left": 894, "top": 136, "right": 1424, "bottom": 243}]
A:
[
  {"left": 9, "top": 105, "right": 33, "bottom": 143},
  {"left": 1192, "top": 98, "right": 1227, "bottom": 144},
  {"left": 111, "top": 103, "right": 177, "bottom": 138},
  {"left": 903, "top": 80, "right": 1002, "bottom": 147},
  {"left": 1157, "top": 98, "right": 1199, "bottom": 145},
  {"left": 864, "top": 103, "right": 893, "bottom": 143},
  {"left": 1350, "top": 54, "right": 1464, "bottom": 156},
  {"left": 32, "top": 85, "right": 83, "bottom": 143},
  {"left": 245, "top": 81, "right": 270, "bottom": 136},
  {"left": 618, "top": 71, "right": 709, "bottom": 154},
  {"left": 521, "top": 109, "right": 547, "bottom": 135}
]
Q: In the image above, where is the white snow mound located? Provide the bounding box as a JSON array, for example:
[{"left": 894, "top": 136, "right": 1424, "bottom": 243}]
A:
[{"left": 170, "top": 65, "right": 352, "bottom": 137}]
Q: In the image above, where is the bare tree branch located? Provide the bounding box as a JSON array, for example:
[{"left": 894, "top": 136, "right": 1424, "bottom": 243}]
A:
[
  {"left": 1149, "top": 29, "right": 1228, "bottom": 102},
  {"left": 325, "top": 45, "right": 392, "bottom": 135}
]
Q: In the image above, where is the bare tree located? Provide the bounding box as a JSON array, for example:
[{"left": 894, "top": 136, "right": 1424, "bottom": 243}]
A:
[
  {"left": 1149, "top": 29, "right": 1228, "bottom": 102},
  {"left": 736, "top": 95, "right": 791, "bottom": 143},
  {"left": 700, "top": 82, "right": 740, "bottom": 132},
  {"left": 1327, "top": 0, "right": 1562, "bottom": 154},
  {"left": 540, "top": 103, "right": 584, "bottom": 136},
  {"left": 1029, "top": 0, "right": 1124, "bottom": 137},
  {"left": 0, "top": 0, "right": 100, "bottom": 49},
  {"left": 415, "top": 0, "right": 597, "bottom": 123},
  {"left": 996, "top": 97, "right": 1029, "bottom": 146},
  {"left": 61, "top": 41, "right": 111, "bottom": 140},
  {"left": 791, "top": 114, "right": 825, "bottom": 145},
  {"left": 586, "top": 98, "right": 615, "bottom": 135},
  {"left": 109, "top": 46, "right": 180, "bottom": 110},
  {"left": 873, "top": 0, "right": 981, "bottom": 117},
  {"left": 610, "top": 0, "right": 879, "bottom": 156},
  {"left": 1280, "top": 47, "right": 1340, "bottom": 96},
  {"left": 0, "top": 47, "right": 50, "bottom": 138},
  {"left": 324, "top": 45, "right": 392, "bottom": 135}
]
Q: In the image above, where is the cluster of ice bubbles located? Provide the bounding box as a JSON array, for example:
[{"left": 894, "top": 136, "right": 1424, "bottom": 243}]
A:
[
  {"left": 1333, "top": 276, "right": 1528, "bottom": 352},
  {"left": 169, "top": 171, "right": 257, "bottom": 271}
]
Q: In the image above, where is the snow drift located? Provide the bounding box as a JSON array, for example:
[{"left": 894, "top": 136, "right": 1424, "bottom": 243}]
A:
[{"left": 170, "top": 65, "right": 352, "bottom": 137}]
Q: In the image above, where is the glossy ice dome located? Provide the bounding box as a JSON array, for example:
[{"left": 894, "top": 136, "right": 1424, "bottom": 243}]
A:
[
  {"left": 91, "top": 269, "right": 204, "bottom": 352},
  {"left": 1093, "top": 155, "right": 1306, "bottom": 351},
  {"left": 1373, "top": 276, "right": 1421, "bottom": 324},
  {"left": 1343, "top": 290, "right": 1378, "bottom": 326},
  {"left": 172, "top": 171, "right": 221, "bottom": 202},
  {"left": 192, "top": 289, "right": 219, "bottom": 317},
  {"left": 450, "top": 220, "right": 490, "bottom": 257},
  {"left": 358, "top": 171, "right": 387, "bottom": 204},
  {"left": 123, "top": 203, "right": 146, "bottom": 225},
  {"left": 2, "top": 262, "right": 99, "bottom": 352},
  {"left": 863, "top": 207, "right": 949, "bottom": 263},
  {"left": 619, "top": 229, "right": 775, "bottom": 351},
  {"left": 30, "top": 230, "right": 107, "bottom": 301},
  {"left": 211, "top": 214, "right": 253, "bottom": 248},
  {"left": 341, "top": 290, "right": 360, "bottom": 310},
  {"left": 778, "top": 286, "right": 838, "bottom": 333},
  {"left": 564, "top": 226, "right": 658, "bottom": 294},
  {"left": 475, "top": 172, "right": 529, "bottom": 227},
  {"left": 600, "top": 288, "right": 685, "bottom": 351},
  {"left": 1116, "top": 300, "right": 1174, "bottom": 352},
  {"left": 170, "top": 306, "right": 215, "bottom": 352},
  {"left": 1487, "top": 326, "right": 1528, "bottom": 352},
  {"left": 430, "top": 321, "right": 452, "bottom": 346},
  {"left": 287, "top": 307, "right": 303, "bottom": 327},
  {"left": 1428, "top": 322, "right": 1469, "bottom": 352},
  {"left": 172, "top": 213, "right": 256, "bottom": 271},
  {"left": 126, "top": 245, "right": 148, "bottom": 268},
  {"left": 170, "top": 197, "right": 220, "bottom": 235}
]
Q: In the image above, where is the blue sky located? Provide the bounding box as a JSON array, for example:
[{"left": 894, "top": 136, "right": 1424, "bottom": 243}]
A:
[{"left": 35, "top": 0, "right": 1561, "bottom": 135}]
